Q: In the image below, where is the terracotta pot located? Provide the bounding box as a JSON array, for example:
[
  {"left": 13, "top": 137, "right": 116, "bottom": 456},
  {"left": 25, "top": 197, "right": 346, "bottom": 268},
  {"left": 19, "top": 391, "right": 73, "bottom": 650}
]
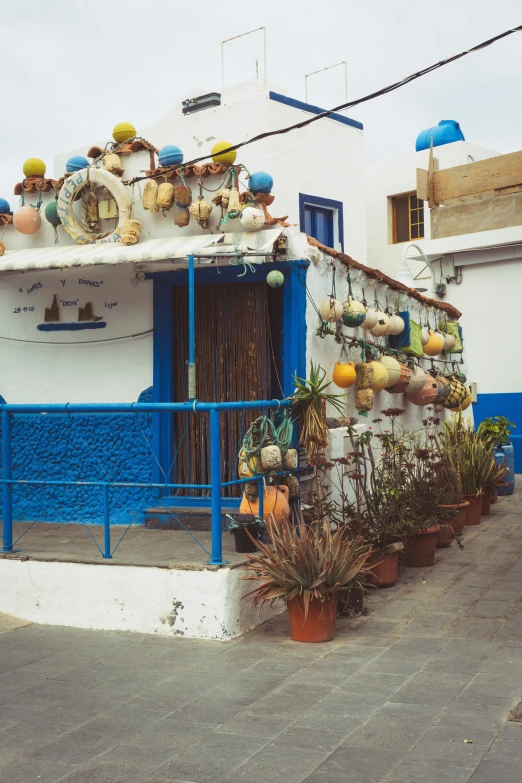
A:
[
  {"left": 367, "top": 552, "right": 399, "bottom": 588},
  {"left": 232, "top": 525, "right": 258, "bottom": 553},
  {"left": 463, "top": 494, "right": 483, "bottom": 526},
  {"left": 404, "top": 526, "right": 440, "bottom": 567},
  {"left": 481, "top": 491, "right": 491, "bottom": 516},
  {"left": 453, "top": 501, "right": 469, "bottom": 533},
  {"left": 337, "top": 587, "right": 364, "bottom": 618},
  {"left": 287, "top": 595, "right": 338, "bottom": 643},
  {"left": 436, "top": 518, "right": 455, "bottom": 548}
]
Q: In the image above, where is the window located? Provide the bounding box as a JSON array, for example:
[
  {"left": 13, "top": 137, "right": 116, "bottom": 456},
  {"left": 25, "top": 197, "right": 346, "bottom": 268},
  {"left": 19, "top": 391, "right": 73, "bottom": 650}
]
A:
[
  {"left": 392, "top": 193, "right": 424, "bottom": 243},
  {"left": 299, "top": 194, "right": 344, "bottom": 251}
]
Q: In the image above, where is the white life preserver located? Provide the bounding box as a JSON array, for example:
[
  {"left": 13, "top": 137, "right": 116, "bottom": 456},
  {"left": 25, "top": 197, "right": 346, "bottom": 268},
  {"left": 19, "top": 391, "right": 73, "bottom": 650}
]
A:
[{"left": 57, "top": 167, "right": 131, "bottom": 245}]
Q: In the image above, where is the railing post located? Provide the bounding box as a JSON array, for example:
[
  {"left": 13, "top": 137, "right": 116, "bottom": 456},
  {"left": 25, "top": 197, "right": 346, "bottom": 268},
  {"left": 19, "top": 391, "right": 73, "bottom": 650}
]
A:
[
  {"left": 2, "top": 410, "right": 13, "bottom": 553},
  {"left": 258, "top": 478, "right": 264, "bottom": 522},
  {"left": 102, "top": 483, "right": 112, "bottom": 559},
  {"left": 187, "top": 253, "right": 196, "bottom": 400},
  {"left": 208, "top": 407, "right": 227, "bottom": 565}
]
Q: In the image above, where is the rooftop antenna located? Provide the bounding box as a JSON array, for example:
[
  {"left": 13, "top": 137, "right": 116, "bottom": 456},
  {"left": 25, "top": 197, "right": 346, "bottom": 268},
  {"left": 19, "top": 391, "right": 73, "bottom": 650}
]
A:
[
  {"left": 221, "top": 27, "right": 267, "bottom": 91},
  {"left": 305, "top": 61, "right": 348, "bottom": 105}
]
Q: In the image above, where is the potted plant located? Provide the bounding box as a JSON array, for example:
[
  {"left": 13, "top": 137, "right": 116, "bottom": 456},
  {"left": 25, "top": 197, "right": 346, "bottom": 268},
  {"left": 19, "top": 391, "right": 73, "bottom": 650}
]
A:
[
  {"left": 242, "top": 513, "right": 373, "bottom": 642},
  {"left": 477, "top": 416, "right": 516, "bottom": 496},
  {"left": 482, "top": 461, "right": 509, "bottom": 514},
  {"left": 434, "top": 455, "right": 467, "bottom": 546},
  {"left": 402, "top": 447, "right": 442, "bottom": 567}
]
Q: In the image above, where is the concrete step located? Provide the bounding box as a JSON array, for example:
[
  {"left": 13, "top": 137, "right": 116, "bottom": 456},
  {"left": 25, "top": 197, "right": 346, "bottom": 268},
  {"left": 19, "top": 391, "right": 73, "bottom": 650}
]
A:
[{"left": 144, "top": 507, "right": 239, "bottom": 531}]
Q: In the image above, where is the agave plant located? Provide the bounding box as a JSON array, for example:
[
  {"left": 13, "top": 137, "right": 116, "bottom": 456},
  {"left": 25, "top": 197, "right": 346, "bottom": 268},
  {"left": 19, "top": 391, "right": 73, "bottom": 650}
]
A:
[
  {"left": 291, "top": 361, "right": 346, "bottom": 462},
  {"left": 242, "top": 513, "right": 373, "bottom": 618}
]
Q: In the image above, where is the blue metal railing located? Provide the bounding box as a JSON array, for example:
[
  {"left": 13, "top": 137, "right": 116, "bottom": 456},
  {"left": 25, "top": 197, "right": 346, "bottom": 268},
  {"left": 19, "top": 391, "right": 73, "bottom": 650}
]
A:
[{"left": 0, "top": 399, "right": 293, "bottom": 566}]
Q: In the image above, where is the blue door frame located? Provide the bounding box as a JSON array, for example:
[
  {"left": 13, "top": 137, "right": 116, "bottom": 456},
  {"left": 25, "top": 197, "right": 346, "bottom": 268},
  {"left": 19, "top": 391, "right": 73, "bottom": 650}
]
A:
[{"left": 148, "top": 259, "right": 308, "bottom": 503}]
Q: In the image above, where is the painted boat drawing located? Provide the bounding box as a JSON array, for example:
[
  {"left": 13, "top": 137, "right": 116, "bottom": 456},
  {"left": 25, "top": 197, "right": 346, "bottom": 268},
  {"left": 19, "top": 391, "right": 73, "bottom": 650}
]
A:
[{"left": 37, "top": 294, "right": 107, "bottom": 331}]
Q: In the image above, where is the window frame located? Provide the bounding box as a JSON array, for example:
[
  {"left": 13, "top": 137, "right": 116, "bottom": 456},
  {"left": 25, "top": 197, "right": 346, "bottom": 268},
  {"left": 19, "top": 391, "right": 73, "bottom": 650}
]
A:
[
  {"left": 299, "top": 194, "right": 344, "bottom": 251},
  {"left": 391, "top": 191, "right": 425, "bottom": 244}
]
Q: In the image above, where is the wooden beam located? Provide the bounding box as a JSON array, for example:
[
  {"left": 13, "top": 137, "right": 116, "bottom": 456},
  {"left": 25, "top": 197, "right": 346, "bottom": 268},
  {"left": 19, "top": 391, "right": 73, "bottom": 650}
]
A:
[
  {"left": 433, "top": 150, "right": 522, "bottom": 202},
  {"left": 431, "top": 192, "right": 522, "bottom": 239},
  {"left": 416, "top": 168, "right": 429, "bottom": 201}
]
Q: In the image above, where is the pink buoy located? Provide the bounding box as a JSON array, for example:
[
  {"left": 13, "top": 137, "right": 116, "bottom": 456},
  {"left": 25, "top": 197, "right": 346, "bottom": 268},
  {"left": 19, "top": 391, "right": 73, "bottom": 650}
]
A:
[{"left": 13, "top": 206, "right": 41, "bottom": 235}]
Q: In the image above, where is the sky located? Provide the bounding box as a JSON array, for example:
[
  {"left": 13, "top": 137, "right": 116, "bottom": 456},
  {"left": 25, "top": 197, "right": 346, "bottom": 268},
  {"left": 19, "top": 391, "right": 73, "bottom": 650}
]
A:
[{"left": 0, "top": 0, "right": 520, "bottom": 203}]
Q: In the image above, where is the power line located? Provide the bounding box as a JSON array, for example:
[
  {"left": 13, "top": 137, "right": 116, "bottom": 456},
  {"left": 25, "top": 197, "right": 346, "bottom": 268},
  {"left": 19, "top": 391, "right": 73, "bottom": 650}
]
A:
[{"left": 126, "top": 24, "right": 522, "bottom": 185}]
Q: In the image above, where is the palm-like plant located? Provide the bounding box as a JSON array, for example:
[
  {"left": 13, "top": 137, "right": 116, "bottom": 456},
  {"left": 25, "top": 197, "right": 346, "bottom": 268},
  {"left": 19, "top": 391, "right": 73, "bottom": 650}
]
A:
[
  {"left": 439, "top": 416, "right": 495, "bottom": 495},
  {"left": 242, "top": 514, "right": 373, "bottom": 618},
  {"left": 291, "top": 361, "right": 345, "bottom": 463}
]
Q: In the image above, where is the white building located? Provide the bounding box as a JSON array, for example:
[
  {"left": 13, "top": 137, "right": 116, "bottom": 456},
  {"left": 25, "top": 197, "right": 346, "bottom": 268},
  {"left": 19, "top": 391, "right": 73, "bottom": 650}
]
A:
[{"left": 365, "top": 128, "right": 522, "bottom": 471}]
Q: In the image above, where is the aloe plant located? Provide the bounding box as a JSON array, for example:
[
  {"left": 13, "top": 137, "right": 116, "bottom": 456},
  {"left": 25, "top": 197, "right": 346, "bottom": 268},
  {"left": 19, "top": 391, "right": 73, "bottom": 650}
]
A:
[
  {"left": 291, "top": 361, "right": 345, "bottom": 462},
  {"left": 242, "top": 514, "right": 373, "bottom": 618}
]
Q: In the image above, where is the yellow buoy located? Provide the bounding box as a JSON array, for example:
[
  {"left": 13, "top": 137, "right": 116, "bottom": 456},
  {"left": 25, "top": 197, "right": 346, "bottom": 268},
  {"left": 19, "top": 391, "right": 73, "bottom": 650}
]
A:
[
  {"left": 458, "top": 388, "right": 473, "bottom": 412},
  {"left": 23, "top": 158, "right": 46, "bottom": 178},
  {"left": 112, "top": 122, "right": 136, "bottom": 144},
  {"left": 369, "top": 360, "right": 389, "bottom": 392},
  {"left": 332, "top": 361, "right": 356, "bottom": 389},
  {"left": 211, "top": 140, "right": 237, "bottom": 165}
]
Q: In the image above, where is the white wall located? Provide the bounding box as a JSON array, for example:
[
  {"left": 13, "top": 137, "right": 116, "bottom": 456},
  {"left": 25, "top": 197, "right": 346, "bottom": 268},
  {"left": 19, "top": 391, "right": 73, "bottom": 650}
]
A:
[
  {"left": 0, "top": 266, "right": 152, "bottom": 404},
  {"left": 0, "top": 558, "right": 282, "bottom": 639}
]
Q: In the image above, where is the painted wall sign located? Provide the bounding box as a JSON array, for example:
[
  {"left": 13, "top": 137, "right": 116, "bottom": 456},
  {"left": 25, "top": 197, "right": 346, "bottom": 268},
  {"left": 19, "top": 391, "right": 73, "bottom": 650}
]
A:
[{"left": 38, "top": 294, "right": 107, "bottom": 332}]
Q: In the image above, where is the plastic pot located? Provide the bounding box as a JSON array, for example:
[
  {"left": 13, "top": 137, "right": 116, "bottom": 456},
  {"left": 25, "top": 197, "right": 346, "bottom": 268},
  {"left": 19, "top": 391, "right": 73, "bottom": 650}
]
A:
[
  {"left": 463, "top": 494, "right": 483, "bottom": 526},
  {"left": 453, "top": 501, "right": 469, "bottom": 533},
  {"left": 404, "top": 526, "right": 440, "bottom": 567},
  {"left": 481, "top": 491, "right": 491, "bottom": 516},
  {"left": 287, "top": 595, "right": 338, "bottom": 643},
  {"left": 232, "top": 525, "right": 259, "bottom": 553},
  {"left": 337, "top": 587, "right": 364, "bottom": 618},
  {"left": 367, "top": 552, "right": 399, "bottom": 588},
  {"left": 436, "top": 519, "right": 455, "bottom": 548}
]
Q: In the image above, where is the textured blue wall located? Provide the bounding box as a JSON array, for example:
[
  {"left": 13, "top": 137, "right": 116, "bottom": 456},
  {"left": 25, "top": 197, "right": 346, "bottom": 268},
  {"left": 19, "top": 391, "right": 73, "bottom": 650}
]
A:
[
  {"left": 473, "top": 392, "right": 522, "bottom": 473},
  {"left": 0, "top": 388, "right": 155, "bottom": 524}
]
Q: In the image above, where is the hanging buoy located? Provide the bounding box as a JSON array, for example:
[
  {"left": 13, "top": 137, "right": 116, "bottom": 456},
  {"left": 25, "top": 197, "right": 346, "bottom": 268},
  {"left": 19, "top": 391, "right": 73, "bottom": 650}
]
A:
[
  {"left": 371, "top": 312, "right": 390, "bottom": 336},
  {"left": 248, "top": 171, "right": 273, "bottom": 194},
  {"left": 406, "top": 375, "right": 439, "bottom": 406},
  {"left": 142, "top": 180, "right": 159, "bottom": 213},
  {"left": 44, "top": 201, "right": 60, "bottom": 226},
  {"left": 239, "top": 206, "right": 265, "bottom": 230},
  {"left": 319, "top": 298, "right": 343, "bottom": 323},
  {"left": 380, "top": 356, "right": 401, "bottom": 387},
  {"left": 388, "top": 314, "right": 405, "bottom": 336},
  {"left": 459, "top": 388, "right": 472, "bottom": 411},
  {"left": 211, "top": 140, "right": 236, "bottom": 165},
  {"left": 362, "top": 307, "right": 378, "bottom": 331},
  {"left": 341, "top": 298, "right": 366, "bottom": 328},
  {"left": 158, "top": 145, "right": 183, "bottom": 167},
  {"left": 112, "top": 122, "right": 136, "bottom": 143},
  {"left": 435, "top": 375, "right": 451, "bottom": 404},
  {"left": 23, "top": 158, "right": 46, "bottom": 178},
  {"left": 0, "top": 198, "right": 11, "bottom": 214},
  {"left": 443, "top": 332, "right": 456, "bottom": 351},
  {"left": 267, "top": 270, "right": 284, "bottom": 288},
  {"left": 189, "top": 197, "right": 213, "bottom": 228},
  {"left": 157, "top": 183, "right": 175, "bottom": 210},
  {"left": 104, "top": 153, "right": 123, "bottom": 177},
  {"left": 332, "top": 361, "right": 356, "bottom": 389},
  {"left": 13, "top": 206, "right": 41, "bottom": 234},
  {"left": 404, "top": 365, "right": 426, "bottom": 393},
  {"left": 66, "top": 155, "right": 89, "bottom": 173},
  {"left": 369, "top": 360, "right": 389, "bottom": 392},
  {"left": 423, "top": 330, "right": 445, "bottom": 356},
  {"left": 387, "top": 363, "right": 412, "bottom": 393},
  {"left": 442, "top": 377, "right": 468, "bottom": 409},
  {"left": 174, "top": 185, "right": 192, "bottom": 207},
  {"left": 0, "top": 242, "right": 4, "bottom": 257},
  {"left": 421, "top": 327, "right": 430, "bottom": 346}
]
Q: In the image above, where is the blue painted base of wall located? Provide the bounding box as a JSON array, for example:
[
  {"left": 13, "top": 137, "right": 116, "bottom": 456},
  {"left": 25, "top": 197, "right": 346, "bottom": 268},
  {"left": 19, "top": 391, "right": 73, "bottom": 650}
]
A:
[
  {"left": 473, "top": 392, "right": 522, "bottom": 474},
  {"left": 0, "top": 388, "right": 155, "bottom": 525}
]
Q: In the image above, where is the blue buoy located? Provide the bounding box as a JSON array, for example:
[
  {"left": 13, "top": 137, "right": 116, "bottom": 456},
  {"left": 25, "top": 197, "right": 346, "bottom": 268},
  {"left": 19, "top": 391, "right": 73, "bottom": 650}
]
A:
[
  {"left": 66, "top": 155, "right": 89, "bottom": 172},
  {"left": 415, "top": 121, "right": 465, "bottom": 152},
  {"left": 248, "top": 171, "right": 273, "bottom": 194},
  {"left": 158, "top": 145, "right": 184, "bottom": 167},
  {"left": 0, "top": 198, "right": 11, "bottom": 214}
]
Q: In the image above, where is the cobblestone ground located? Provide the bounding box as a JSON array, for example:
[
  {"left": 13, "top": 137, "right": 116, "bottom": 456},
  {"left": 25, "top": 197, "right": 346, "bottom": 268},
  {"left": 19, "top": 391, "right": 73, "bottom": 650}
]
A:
[{"left": 1, "top": 494, "right": 522, "bottom": 782}]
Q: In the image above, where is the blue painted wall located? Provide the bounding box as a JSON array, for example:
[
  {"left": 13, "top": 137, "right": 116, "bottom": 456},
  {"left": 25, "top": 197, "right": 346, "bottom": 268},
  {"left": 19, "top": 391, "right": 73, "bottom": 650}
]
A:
[
  {"left": 0, "top": 388, "right": 155, "bottom": 524},
  {"left": 473, "top": 392, "right": 522, "bottom": 473}
]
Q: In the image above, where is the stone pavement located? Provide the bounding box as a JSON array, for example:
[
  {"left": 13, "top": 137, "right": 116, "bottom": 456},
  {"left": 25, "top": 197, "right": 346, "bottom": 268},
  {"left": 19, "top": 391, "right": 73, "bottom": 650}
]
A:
[{"left": 1, "top": 493, "right": 522, "bottom": 783}]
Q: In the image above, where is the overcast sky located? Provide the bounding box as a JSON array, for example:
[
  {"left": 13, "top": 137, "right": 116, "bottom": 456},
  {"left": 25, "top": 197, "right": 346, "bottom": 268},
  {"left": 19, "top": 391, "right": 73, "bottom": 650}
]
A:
[{"left": 0, "top": 1, "right": 520, "bottom": 203}]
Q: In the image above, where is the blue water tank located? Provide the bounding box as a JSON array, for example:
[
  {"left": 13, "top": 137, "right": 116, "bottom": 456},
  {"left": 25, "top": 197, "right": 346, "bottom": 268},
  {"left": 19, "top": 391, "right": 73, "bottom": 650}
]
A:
[
  {"left": 495, "top": 444, "right": 515, "bottom": 496},
  {"left": 415, "top": 120, "right": 465, "bottom": 152}
]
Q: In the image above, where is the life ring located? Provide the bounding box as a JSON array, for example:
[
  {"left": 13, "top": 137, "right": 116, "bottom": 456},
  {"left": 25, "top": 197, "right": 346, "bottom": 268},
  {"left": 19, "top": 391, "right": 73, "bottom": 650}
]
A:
[{"left": 57, "top": 167, "right": 131, "bottom": 245}]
